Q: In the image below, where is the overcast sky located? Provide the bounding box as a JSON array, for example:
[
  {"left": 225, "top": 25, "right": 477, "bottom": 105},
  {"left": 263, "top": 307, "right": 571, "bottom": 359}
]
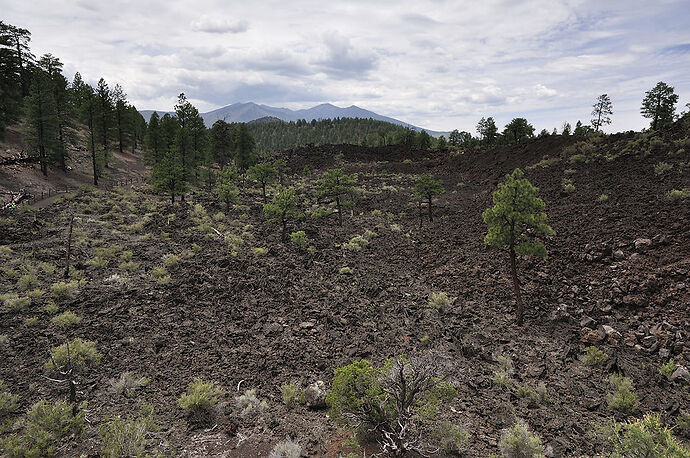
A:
[{"left": 4, "top": 0, "right": 690, "bottom": 133}]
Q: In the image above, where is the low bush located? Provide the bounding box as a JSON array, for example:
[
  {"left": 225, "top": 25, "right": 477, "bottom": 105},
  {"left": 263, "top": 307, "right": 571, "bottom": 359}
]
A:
[
  {"left": 326, "top": 355, "right": 456, "bottom": 454},
  {"left": 0, "top": 382, "right": 19, "bottom": 419},
  {"left": 562, "top": 178, "right": 576, "bottom": 193},
  {"left": 343, "top": 235, "right": 369, "bottom": 251},
  {"left": 253, "top": 247, "right": 269, "bottom": 256},
  {"left": 235, "top": 388, "right": 268, "bottom": 420},
  {"left": 281, "top": 381, "right": 304, "bottom": 407},
  {"left": 45, "top": 338, "right": 102, "bottom": 373},
  {"left": 607, "top": 374, "right": 639, "bottom": 414},
  {"left": 582, "top": 346, "right": 607, "bottom": 365},
  {"left": 17, "top": 273, "right": 39, "bottom": 291},
  {"left": 1, "top": 293, "right": 30, "bottom": 311},
  {"left": 109, "top": 372, "right": 149, "bottom": 397},
  {"left": 0, "top": 400, "right": 84, "bottom": 457},
  {"left": 178, "top": 378, "right": 222, "bottom": 425},
  {"left": 659, "top": 359, "right": 676, "bottom": 378},
  {"left": 667, "top": 188, "right": 690, "bottom": 200},
  {"left": 289, "top": 231, "right": 309, "bottom": 248},
  {"left": 600, "top": 413, "right": 689, "bottom": 456},
  {"left": 163, "top": 254, "right": 180, "bottom": 267},
  {"left": 428, "top": 292, "right": 454, "bottom": 312},
  {"left": 50, "top": 280, "right": 80, "bottom": 301},
  {"left": 435, "top": 421, "right": 470, "bottom": 455},
  {"left": 493, "top": 355, "right": 514, "bottom": 388},
  {"left": 100, "top": 404, "right": 157, "bottom": 458},
  {"left": 499, "top": 420, "right": 545, "bottom": 458},
  {"left": 269, "top": 438, "right": 302, "bottom": 458},
  {"left": 654, "top": 161, "right": 673, "bottom": 175},
  {"left": 51, "top": 311, "right": 81, "bottom": 329},
  {"left": 598, "top": 194, "right": 609, "bottom": 202},
  {"left": 86, "top": 256, "right": 109, "bottom": 268}
]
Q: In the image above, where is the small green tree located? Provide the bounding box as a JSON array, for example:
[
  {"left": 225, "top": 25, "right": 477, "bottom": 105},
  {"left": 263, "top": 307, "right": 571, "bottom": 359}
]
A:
[
  {"left": 263, "top": 186, "right": 303, "bottom": 241},
  {"left": 24, "top": 72, "right": 59, "bottom": 176},
  {"left": 247, "top": 162, "right": 278, "bottom": 203},
  {"left": 214, "top": 166, "right": 239, "bottom": 211},
  {"left": 413, "top": 173, "right": 445, "bottom": 223},
  {"left": 641, "top": 81, "right": 678, "bottom": 130},
  {"left": 151, "top": 150, "right": 188, "bottom": 204},
  {"left": 601, "top": 413, "right": 689, "bottom": 457},
  {"left": 483, "top": 169, "right": 554, "bottom": 325},
  {"left": 315, "top": 168, "right": 356, "bottom": 226}
]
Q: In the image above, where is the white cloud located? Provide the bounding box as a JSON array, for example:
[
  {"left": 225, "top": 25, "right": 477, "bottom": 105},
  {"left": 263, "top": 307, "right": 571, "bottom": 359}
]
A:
[
  {"left": 2, "top": 0, "right": 689, "bottom": 132},
  {"left": 191, "top": 16, "right": 249, "bottom": 34}
]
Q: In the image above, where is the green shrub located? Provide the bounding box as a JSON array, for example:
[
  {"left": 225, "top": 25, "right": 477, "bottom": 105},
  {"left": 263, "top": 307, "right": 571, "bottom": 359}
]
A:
[
  {"left": 119, "top": 260, "right": 140, "bottom": 271},
  {"left": 435, "top": 421, "right": 469, "bottom": 455},
  {"left": 0, "top": 384, "right": 19, "bottom": 419},
  {"left": 120, "top": 250, "right": 133, "bottom": 261},
  {"left": 562, "top": 178, "right": 576, "bottom": 193},
  {"left": 598, "top": 194, "right": 609, "bottom": 202},
  {"left": 289, "top": 231, "right": 309, "bottom": 248},
  {"left": 0, "top": 246, "right": 11, "bottom": 258},
  {"left": 109, "top": 372, "right": 149, "bottom": 398},
  {"left": 659, "top": 359, "right": 676, "bottom": 378},
  {"left": 253, "top": 247, "right": 269, "bottom": 256},
  {"left": 493, "top": 355, "right": 514, "bottom": 388},
  {"left": 86, "top": 256, "right": 109, "bottom": 268},
  {"left": 582, "top": 346, "right": 607, "bottom": 365},
  {"left": 499, "top": 420, "right": 545, "bottom": 458},
  {"left": 667, "top": 188, "right": 690, "bottom": 200},
  {"left": 163, "top": 254, "right": 180, "bottom": 267},
  {"left": 607, "top": 374, "right": 639, "bottom": 414},
  {"left": 45, "top": 338, "right": 101, "bottom": 373},
  {"left": 151, "top": 266, "right": 168, "bottom": 279},
  {"left": 601, "top": 413, "right": 689, "bottom": 457},
  {"left": 310, "top": 207, "right": 334, "bottom": 219},
  {"left": 94, "top": 246, "right": 121, "bottom": 259},
  {"left": 326, "top": 356, "right": 456, "bottom": 453},
  {"left": 1, "top": 293, "right": 30, "bottom": 311},
  {"left": 17, "top": 273, "right": 39, "bottom": 291},
  {"left": 178, "top": 379, "right": 222, "bottom": 425},
  {"left": 27, "top": 288, "right": 44, "bottom": 298},
  {"left": 44, "top": 302, "right": 58, "bottom": 314},
  {"left": 51, "top": 310, "right": 81, "bottom": 329},
  {"left": 343, "top": 235, "right": 369, "bottom": 251},
  {"left": 654, "top": 161, "right": 673, "bottom": 175},
  {"left": 428, "top": 291, "right": 454, "bottom": 312},
  {"left": 100, "top": 405, "right": 157, "bottom": 458},
  {"left": 38, "top": 262, "right": 56, "bottom": 275},
  {"left": 24, "top": 316, "right": 39, "bottom": 327},
  {"left": 339, "top": 266, "right": 352, "bottom": 275},
  {"left": 0, "top": 400, "right": 84, "bottom": 457},
  {"left": 50, "top": 280, "right": 79, "bottom": 301},
  {"left": 280, "top": 382, "right": 304, "bottom": 408}
]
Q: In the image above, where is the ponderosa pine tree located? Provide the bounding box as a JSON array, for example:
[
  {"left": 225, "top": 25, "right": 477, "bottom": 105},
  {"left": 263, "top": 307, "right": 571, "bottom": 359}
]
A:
[
  {"left": 247, "top": 162, "right": 278, "bottom": 203},
  {"left": 483, "top": 168, "right": 554, "bottom": 326},
  {"left": 24, "top": 72, "right": 59, "bottom": 176},
  {"left": 591, "top": 94, "right": 613, "bottom": 132},
  {"left": 416, "top": 130, "right": 432, "bottom": 149},
  {"left": 503, "top": 118, "right": 534, "bottom": 144},
  {"left": 112, "top": 84, "right": 127, "bottom": 154},
  {"left": 210, "top": 119, "right": 233, "bottom": 168},
  {"left": 215, "top": 166, "right": 239, "bottom": 211},
  {"left": 0, "top": 22, "right": 32, "bottom": 139},
  {"left": 173, "top": 93, "right": 206, "bottom": 189},
  {"left": 95, "top": 78, "right": 113, "bottom": 167},
  {"left": 477, "top": 117, "right": 498, "bottom": 144},
  {"left": 448, "top": 129, "right": 461, "bottom": 146},
  {"left": 37, "top": 54, "right": 70, "bottom": 170},
  {"left": 315, "top": 168, "right": 356, "bottom": 226},
  {"left": 72, "top": 75, "right": 100, "bottom": 185},
  {"left": 641, "top": 81, "right": 678, "bottom": 130},
  {"left": 144, "top": 111, "right": 162, "bottom": 163},
  {"left": 263, "top": 186, "right": 302, "bottom": 241},
  {"left": 129, "top": 105, "right": 146, "bottom": 153},
  {"left": 233, "top": 123, "right": 257, "bottom": 171},
  {"left": 413, "top": 173, "right": 445, "bottom": 224}
]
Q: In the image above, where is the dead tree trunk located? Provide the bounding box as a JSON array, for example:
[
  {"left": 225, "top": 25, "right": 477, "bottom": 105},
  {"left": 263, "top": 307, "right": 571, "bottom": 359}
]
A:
[{"left": 63, "top": 215, "right": 74, "bottom": 279}]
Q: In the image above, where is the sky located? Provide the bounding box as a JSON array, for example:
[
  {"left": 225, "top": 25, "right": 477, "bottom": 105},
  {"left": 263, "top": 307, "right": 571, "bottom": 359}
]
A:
[{"left": 4, "top": 0, "right": 690, "bottom": 133}]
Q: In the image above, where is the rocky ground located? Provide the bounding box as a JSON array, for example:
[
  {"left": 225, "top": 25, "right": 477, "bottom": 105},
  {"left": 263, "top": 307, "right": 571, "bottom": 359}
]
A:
[{"left": 0, "top": 117, "right": 689, "bottom": 456}]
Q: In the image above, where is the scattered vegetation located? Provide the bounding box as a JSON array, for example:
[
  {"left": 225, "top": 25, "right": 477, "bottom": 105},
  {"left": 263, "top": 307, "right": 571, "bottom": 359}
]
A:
[
  {"left": 607, "top": 374, "right": 639, "bottom": 414},
  {"left": 100, "top": 404, "right": 157, "bottom": 457},
  {"left": 600, "top": 413, "right": 689, "bottom": 456},
  {"left": 178, "top": 378, "right": 222, "bottom": 425},
  {"left": 268, "top": 438, "right": 303, "bottom": 458},
  {"left": 499, "top": 420, "right": 545, "bottom": 458},
  {"left": 51, "top": 310, "right": 81, "bottom": 328},
  {"left": 45, "top": 338, "right": 102, "bottom": 373},
  {"left": 235, "top": 388, "right": 268, "bottom": 420},
  {"left": 109, "top": 372, "right": 150, "bottom": 398},
  {"left": 281, "top": 381, "right": 304, "bottom": 408},
  {"left": 582, "top": 346, "right": 607, "bottom": 365},
  {"left": 428, "top": 291, "right": 454, "bottom": 313}
]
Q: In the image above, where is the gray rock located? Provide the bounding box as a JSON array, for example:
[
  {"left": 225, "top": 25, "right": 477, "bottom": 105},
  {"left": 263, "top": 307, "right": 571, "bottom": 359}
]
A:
[
  {"left": 304, "top": 380, "right": 327, "bottom": 408},
  {"left": 629, "top": 253, "right": 641, "bottom": 262},
  {"left": 613, "top": 250, "right": 625, "bottom": 260},
  {"left": 634, "top": 238, "right": 652, "bottom": 250},
  {"left": 659, "top": 348, "right": 670, "bottom": 359},
  {"left": 671, "top": 366, "right": 690, "bottom": 383}
]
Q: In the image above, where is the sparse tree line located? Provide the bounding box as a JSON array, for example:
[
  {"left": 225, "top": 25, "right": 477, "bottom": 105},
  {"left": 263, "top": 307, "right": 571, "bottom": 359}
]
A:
[
  {"left": 0, "top": 21, "right": 145, "bottom": 184},
  {"left": 446, "top": 82, "right": 686, "bottom": 149}
]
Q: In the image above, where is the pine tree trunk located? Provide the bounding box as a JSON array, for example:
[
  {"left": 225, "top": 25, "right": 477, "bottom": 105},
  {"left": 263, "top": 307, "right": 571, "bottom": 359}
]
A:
[
  {"left": 427, "top": 196, "right": 433, "bottom": 221},
  {"left": 509, "top": 246, "right": 523, "bottom": 326},
  {"left": 336, "top": 196, "right": 342, "bottom": 226},
  {"left": 262, "top": 182, "right": 267, "bottom": 204}
]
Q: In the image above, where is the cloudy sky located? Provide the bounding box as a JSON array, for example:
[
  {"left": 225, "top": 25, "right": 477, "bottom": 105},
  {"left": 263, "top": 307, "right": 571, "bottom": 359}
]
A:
[{"left": 5, "top": 0, "right": 690, "bottom": 133}]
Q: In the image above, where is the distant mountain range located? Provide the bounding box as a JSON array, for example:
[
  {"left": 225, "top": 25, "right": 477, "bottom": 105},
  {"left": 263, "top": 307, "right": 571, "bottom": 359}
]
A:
[{"left": 139, "top": 102, "right": 445, "bottom": 136}]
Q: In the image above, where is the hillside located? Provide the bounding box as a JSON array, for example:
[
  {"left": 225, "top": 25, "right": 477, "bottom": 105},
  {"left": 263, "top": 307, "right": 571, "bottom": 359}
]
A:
[
  {"left": 139, "top": 102, "right": 445, "bottom": 135},
  {"left": 0, "top": 118, "right": 689, "bottom": 456}
]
